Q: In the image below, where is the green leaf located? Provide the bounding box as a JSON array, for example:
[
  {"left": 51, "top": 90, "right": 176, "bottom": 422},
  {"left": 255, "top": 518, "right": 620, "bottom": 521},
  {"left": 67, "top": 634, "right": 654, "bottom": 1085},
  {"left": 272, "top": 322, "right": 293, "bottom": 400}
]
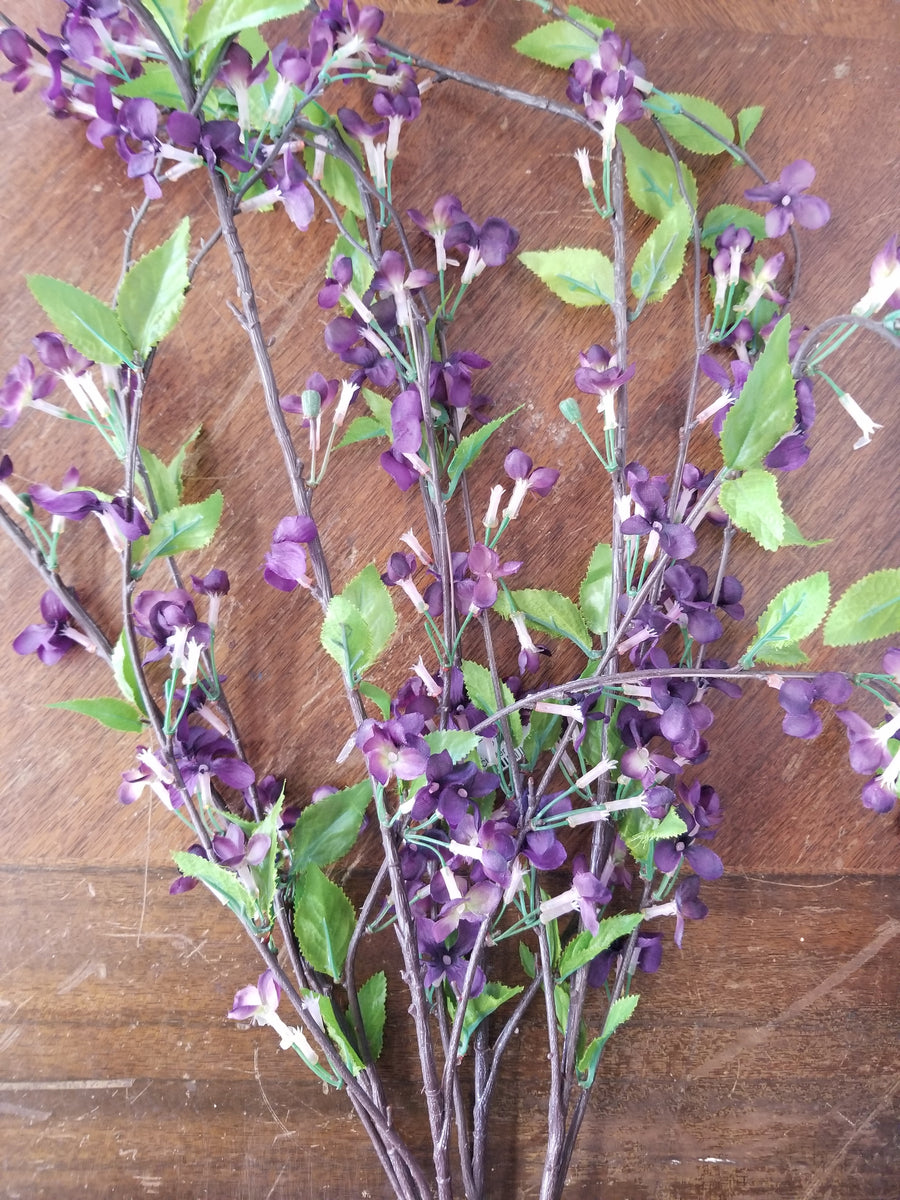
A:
[
  {"left": 521, "top": 709, "right": 561, "bottom": 771},
  {"left": 557, "top": 913, "right": 643, "bottom": 981},
  {"left": 721, "top": 316, "right": 795, "bottom": 469},
  {"left": 188, "top": 0, "right": 309, "bottom": 49},
  {"left": 318, "top": 995, "right": 364, "bottom": 1075},
  {"left": 756, "top": 643, "right": 808, "bottom": 666},
  {"left": 48, "top": 696, "right": 144, "bottom": 733},
  {"left": 140, "top": 0, "right": 189, "bottom": 47},
  {"left": 779, "top": 516, "right": 829, "bottom": 548},
  {"left": 823, "top": 569, "right": 900, "bottom": 647},
  {"left": 359, "top": 971, "right": 387, "bottom": 1061},
  {"left": 512, "top": 13, "right": 612, "bottom": 68},
  {"left": 117, "top": 218, "right": 190, "bottom": 358},
  {"left": 172, "top": 850, "right": 256, "bottom": 917},
  {"left": 700, "top": 204, "right": 767, "bottom": 251},
  {"left": 755, "top": 572, "right": 830, "bottom": 657},
  {"left": 447, "top": 983, "right": 523, "bottom": 1057},
  {"left": 139, "top": 426, "right": 200, "bottom": 515},
  {"left": 462, "top": 659, "right": 522, "bottom": 747},
  {"left": 576, "top": 993, "right": 639, "bottom": 1087},
  {"left": 618, "top": 804, "right": 688, "bottom": 867},
  {"left": 445, "top": 407, "right": 520, "bottom": 500},
  {"left": 519, "top": 941, "right": 536, "bottom": 979},
  {"left": 132, "top": 491, "right": 224, "bottom": 576},
  {"left": 654, "top": 91, "right": 734, "bottom": 155},
  {"left": 289, "top": 780, "right": 372, "bottom": 871},
  {"left": 362, "top": 386, "right": 392, "bottom": 430},
  {"left": 737, "top": 105, "right": 764, "bottom": 147},
  {"left": 494, "top": 588, "right": 593, "bottom": 655},
  {"left": 719, "top": 468, "right": 785, "bottom": 551},
  {"left": 341, "top": 564, "right": 396, "bottom": 670},
  {"left": 293, "top": 864, "right": 356, "bottom": 980},
  {"left": 328, "top": 214, "right": 375, "bottom": 301},
  {"left": 519, "top": 247, "right": 614, "bottom": 308},
  {"left": 617, "top": 126, "right": 698, "bottom": 221},
  {"left": 579, "top": 541, "right": 613, "bottom": 636},
  {"left": 630, "top": 202, "right": 692, "bottom": 306},
  {"left": 320, "top": 594, "right": 372, "bottom": 682},
  {"left": 359, "top": 680, "right": 391, "bottom": 719},
  {"left": 115, "top": 63, "right": 186, "bottom": 108},
  {"left": 111, "top": 630, "right": 146, "bottom": 713},
  {"left": 27, "top": 275, "right": 133, "bottom": 366},
  {"left": 424, "top": 730, "right": 481, "bottom": 762},
  {"left": 337, "top": 415, "right": 387, "bottom": 448}
]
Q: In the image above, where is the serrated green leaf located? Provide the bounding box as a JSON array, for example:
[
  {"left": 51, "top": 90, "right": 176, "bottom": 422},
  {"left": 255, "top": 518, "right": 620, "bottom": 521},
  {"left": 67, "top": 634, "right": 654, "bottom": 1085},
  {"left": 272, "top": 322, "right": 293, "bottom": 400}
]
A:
[
  {"left": 328, "top": 214, "right": 375, "bottom": 300},
  {"left": 117, "top": 218, "right": 190, "bottom": 358},
  {"left": 519, "top": 247, "right": 614, "bottom": 308},
  {"left": 447, "top": 983, "right": 524, "bottom": 1056},
  {"left": 115, "top": 62, "right": 186, "bottom": 107},
  {"left": 337, "top": 415, "right": 387, "bottom": 448},
  {"left": 359, "top": 680, "right": 391, "bottom": 719},
  {"left": 132, "top": 491, "right": 224, "bottom": 576},
  {"left": 111, "top": 630, "right": 146, "bottom": 713},
  {"left": 654, "top": 91, "right": 734, "bottom": 155},
  {"left": 756, "top": 572, "right": 830, "bottom": 649},
  {"left": 445, "top": 407, "right": 520, "bottom": 500},
  {"left": 341, "top": 564, "right": 396, "bottom": 671},
  {"left": 779, "top": 516, "right": 829, "bottom": 548},
  {"left": 519, "top": 941, "right": 536, "bottom": 979},
  {"left": 320, "top": 594, "right": 372, "bottom": 681},
  {"left": 577, "top": 993, "right": 640, "bottom": 1087},
  {"left": 618, "top": 126, "right": 698, "bottom": 220},
  {"left": 522, "top": 709, "right": 561, "bottom": 770},
  {"left": 318, "top": 994, "right": 364, "bottom": 1075},
  {"left": 462, "top": 659, "right": 522, "bottom": 747},
  {"left": 139, "top": 426, "right": 200, "bottom": 515},
  {"left": 631, "top": 202, "right": 691, "bottom": 306},
  {"left": 362, "top": 386, "right": 393, "bottom": 431},
  {"left": 27, "top": 275, "right": 133, "bottom": 366},
  {"left": 424, "top": 730, "right": 481, "bottom": 762},
  {"left": 140, "top": 0, "right": 189, "bottom": 47},
  {"left": 172, "top": 849, "right": 256, "bottom": 916},
  {"left": 618, "top": 804, "right": 688, "bottom": 866},
  {"left": 359, "top": 970, "right": 387, "bottom": 1061},
  {"left": 494, "top": 588, "right": 593, "bottom": 654},
  {"left": 579, "top": 541, "right": 613, "bottom": 636},
  {"left": 737, "top": 105, "right": 764, "bottom": 147},
  {"left": 719, "top": 468, "right": 784, "bottom": 551},
  {"left": 721, "top": 316, "right": 795, "bottom": 469},
  {"left": 557, "top": 913, "right": 643, "bottom": 982},
  {"left": 293, "top": 864, "right": 356, "bottom": 980},
  {"left": 188, "top": 0, "right": 309, "bottom": 49},
  {"left": 512, "top": 13, "right": 612, "bottom": 68},
  {"left": 757, "top": 643, "right": 809, "bottom": 666},
  {"left": 700, "top": 204, "right": 767, "bottom": 251},
  {"left": 823, "top": 569, "right": 900, "bottom": 647},
  {"left": 48, "top": 696, "right": 144, "bottom": 733},
  {"left": 289, "top": 780, "right": 372, "bottom": 871}
]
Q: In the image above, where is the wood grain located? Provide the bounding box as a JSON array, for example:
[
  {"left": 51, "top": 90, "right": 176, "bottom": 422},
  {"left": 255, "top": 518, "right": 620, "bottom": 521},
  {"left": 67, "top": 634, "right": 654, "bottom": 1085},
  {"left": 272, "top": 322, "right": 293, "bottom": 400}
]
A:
[{"left": 1, "top": 1, "right": 898, "bottom": 1197}]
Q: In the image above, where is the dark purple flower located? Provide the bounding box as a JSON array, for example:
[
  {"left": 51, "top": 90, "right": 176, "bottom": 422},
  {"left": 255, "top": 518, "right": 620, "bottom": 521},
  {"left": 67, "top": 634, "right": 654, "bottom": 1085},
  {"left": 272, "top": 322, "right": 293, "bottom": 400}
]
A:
[
  {"left": 417, "top": 918, "right": 485, "bottom": 996},
  {"left": 744, "top": 160, "right": 831, "bottom": 238},
  {"left": 408, "top": 194, "right": 475, "bottom": 272},
  {"left": 587, "top": 930, "right": 663, "bottom": 986},
  {"left": 86, "top": 72, "right": 161, "bottom": 199},
  {"left": 357, "top": 714, "right": 430, "bottom": 785},
  {"left": 167, "top": 110, "right": 252, "bottom": 173},
  {"left": 779, "top": 673, "right": 853, "bottom": 740},
  {"left": 132, "top": 587, "right": 209, "bottom": 663},
  {"left": 458, "top": 542, "right": 522, "bottom": 612},
  {"left": 503, "top": 448, "right": 559, "bottom": 519},
  {"left": 539, "top": 854, "right": 611, "bottom": 936},
  {"left": 12, "top": 590, "right": 82, "bottom": 664},
  {"left": 621, "top": 464, "right": 696, "bottom": 561},
  {"left": 212, "top": 821, "right": 271, "bottom": 869},
  {"left": 263, "top": 515, "right": 318, "bottom": 591},
  {"left": 0, "top": 355, "right": 55, "bottom": 427},
  {"left": 175, "top": 722, "right": 255, "bottom": 792}
]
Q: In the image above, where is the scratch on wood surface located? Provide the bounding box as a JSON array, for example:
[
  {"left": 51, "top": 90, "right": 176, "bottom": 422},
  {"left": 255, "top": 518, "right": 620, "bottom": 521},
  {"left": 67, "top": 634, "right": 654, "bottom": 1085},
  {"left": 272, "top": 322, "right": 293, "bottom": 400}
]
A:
[
  {"left": 797, "top": 1067, "right": 900, "bottom": 1200},
  {"left": 264, "top": 1165, "right": 287, "bottom": 1199},
  {"left": 687, "top": 918, "right": 900, "bottom": 1082},
  {"left": 253, "top": 1046, "right": 295, "bottom": 1139},
  {"left": 0, "top": 1079, "right": 134, "bottom": 1090},
  {"left": 0, "top": 1100, "right": 51, "bottom": 1120},
  {"left": 135, "top": 793, "right": 153, "bottom": 948},
  {"left": 56, "top": 959, "right": 107, "bottom": 993}
]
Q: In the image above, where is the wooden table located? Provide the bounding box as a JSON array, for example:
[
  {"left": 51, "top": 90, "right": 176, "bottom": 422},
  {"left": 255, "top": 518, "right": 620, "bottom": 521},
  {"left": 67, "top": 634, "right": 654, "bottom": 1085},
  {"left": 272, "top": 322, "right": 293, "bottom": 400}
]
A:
[{"left": 1, "top": 1, "right": 898, "bottom": 1196}]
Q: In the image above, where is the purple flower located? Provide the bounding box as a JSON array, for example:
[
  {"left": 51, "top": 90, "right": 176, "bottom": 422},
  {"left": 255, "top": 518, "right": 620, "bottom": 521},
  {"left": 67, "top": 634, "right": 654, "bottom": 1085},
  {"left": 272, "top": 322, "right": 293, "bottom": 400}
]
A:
[
  {"left": 357, "top": 714, "right": 430, "bottom": 785},
  {"left": 29, "top": 479, "right": 149, "bottom": 542},
  {"left": 587, "top": 930, "right": 663, "bottom": 987},
  {"left": 228, "top": 969, "right": 281, "bottom": 1021},
  {"left": 167, "top": 110, "right": 252, "bottom": 173},
  {"left": 539, "top": 855, "right": 611, "bottom": 937},
  {"left": 408, "top": 194, "right": 475, "bottom": 272},
  {"left": 458, "top": 543, "right": 522, "bottom": 612},
  {"left": 12, "top": 590, "right": 82, "bottom": 664},
  {"left": 416, "top": 918, "right": 485, "bottom": 996},
  {"left": 86, "top": 72, "right": 162, "bottom": 199},
  {"left": 0, "top": 355, "right": 55, "bottom": 428},
  {"left": 212, "top": 821, "right": 271, "bottom": 869},
  {"left": 621, "top": 464, "right": 696, "bottom": 562},
  {"left": 503, "top": 449, "right": 559, "bottom": 518},
  {"left": 263, "top": 515, "right": 318, "bottom": 591},
  {"left": 174, "top": 722, "right": 255, "bottom": 793},
  {"left": 132, "top": 587, "right": 209, "bottom": 663},
  {"left": 744, "top": 160, "right": 831, "bottom": 238},
  {"left": 371, "top": 250, "right": 435, "bottom": 328},
  {"left": 779, "top": 673, "right": 853, "bottom": 740}
]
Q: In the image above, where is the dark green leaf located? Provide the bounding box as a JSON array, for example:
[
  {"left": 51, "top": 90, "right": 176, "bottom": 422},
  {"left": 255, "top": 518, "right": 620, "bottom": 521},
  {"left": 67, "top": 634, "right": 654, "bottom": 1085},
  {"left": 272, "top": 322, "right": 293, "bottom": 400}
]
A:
[
  {"left": 519, "top": 941, "right": 536, "bottom": 979},
  {"left": 358, "top": 970, "right": 387, "bottom": 1061},
  {"left": 630, "top": 202, "right": 692, "bottom": 306},
  {"left": 577, "top": 994, "right": 640, "bottom": 1086},
  {"left": 521, "top": 709, "right": 561, "bottom": 770},
  {"left": 557, "top": 913, "right": 643, "bottom": 981},
  {"left": 618, "top": 804, "right": 688, "bottom": 867},
  {"left": 721, "top": 316, "right": 795, "bottom": 469},
  {"left": 359, "top": 680, "right": 391, "bottom": 720},
  {"left": 618, "top": 126, "right": 698, "bottom": 220},
  {"left": 318, "top": 995, "right": 364, "bottom": 1075},
  {"left": 447, "top": 983, "right": 523, "bottom": 1056},
  {"left": 48, "top": 696, "right": 144, "bottom": 733},
  {"left": 139, "top": 426, "right": 200, "bottom": 515},
  {"left": 293, "top": 864, "right": 356, "bottom": 980},
  {"left": 519, "top": 247, "right": 614, "bottom": 308},
  {"left": 132, "top": 491, "right": 224, "bottom": 575},
  {"left": 27, "top": 275, "right": 133, "bottom": 366},
  {"left": 117, "top": 218, "right": 190, "bottom": 358},
  {"left": 823, "top": 569, "right": 900, "bottom": 647},
  {"left": 289, "top": 779, "right": 372, "bottom": 871},
  {"left": 445, "top": 407, "right": 520, "bottom": 500},
  {"left": 462, "top": 659, "right": 522, "bottom": 746},
  {"left": 579, "top": 541, "right": 613, "bottom": 636},
  {"left": 719, "top": 468, "right": 785, "bottom": 551},
  {"left": 654, "top": 91, "right": 734, "bottom": 155}
]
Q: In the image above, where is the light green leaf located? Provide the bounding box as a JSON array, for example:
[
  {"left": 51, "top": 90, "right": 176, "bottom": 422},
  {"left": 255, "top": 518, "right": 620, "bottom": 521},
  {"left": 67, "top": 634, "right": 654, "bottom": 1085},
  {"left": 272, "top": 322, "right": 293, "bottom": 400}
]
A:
[
  {"left": 140, "top": 0, "right": 189, "bottom": 47},
  {"left": 519, "top": 247, "right": 614, "bottom": 308},
  {"left": 721, "top": 316, "right": 795, "bottom": 469},
  {"left": 359, "top": 680, "right": 391, "bottom": 719},
  {"left": 132, "top": 491, "right": 224, "bottom": 576},
  {"left": 719, "top": 468, "right": 785, "bottom": 551},
  {"left": 557, "top": 913, "right": 643, "bottom": 982},
  {"left": 755, "top": 572, "right": 830, "bottom": 655},
  {"left": 172, "top": 850, "right": 256, "bottom": 916},
  {"left": 654, "top": 91, "right": 734, "bottom": 155},
  {"left": 318, "top": 995, "right": 364, "bottom": 1075},
  {"left": 337, "top": 416, "right": 387, "bottom": 448},
  {"left": 115, "top": 63, "right": 186, "bottom": 107},
  {"left": 27, "top": 275, "right": 133, "bottom": 366},
  {"left": 320, "top": 594, "right": 372, "bottom": 682},
  {"left": 139, "top": 426, "right": 201, "bottom": 515},
  {"left": 494, "top": 588, "right": 593, "bottom": 655},
  {"left": 289, "top": 780, "right": 372, "bottom": 871},
  {"left": 424, "top": 730, "right": 481, "bottom": 762},
  {"left": 462, "top": 659, "right": 522, "bottom": 747},
  {"left": 447, "top": 983, "right": 523, "bottom": 1057},
  {"left": 631, "top": 202, "right": 692, "bottom": 306},
  {"left": 111, "top": 630, "right": 146, "bottom": 713},
  {"left": 48, "top": 696, "right": 144, "bottom": 733},
  {"left": 577, "top": 993, "right": 640, "bottom": 1087},
  {"left": 779, "top": 516, "right": 829, "bottom": 548},
  {"left": 700, "top": 204, "right": 767, "bottom": 251},
  {"left": 248, "top": 795, "right": 283, "bottom": 919},
  {"left": 756, "top": 643, "right": 808, "bottom": 666},
  {"left": 618, "top": 804, "right": 688, "bottom": 867},
  {"left": 823, "top": 569, "right": 900, "bottom": 647},
  {"left": 519, "top": 941, "right": 536, "bottom": 979},
  {"left": 445, "top": 407, "right": 520, "bottom": 500},
  {"left": 358, "top": 970, "right": 387, "bottom": 1061},
  {"left": 512, "top": 12, "right": 612, "bottom": 68},
  {"left": 579, "top": 541, "right": 613, "bottom": 636},
  {"left": 362, "top": 386, "right": 393, "bottom": 430},
  {"left": 328, "top": 214, "right": 375, "bottom": 301},
  {"left": 737, "top": 105, "right": 765, "bottom": 147},
  {"left": 341, "top": 564, "right": 396, "bottom": 670},
  {"left": 617, "top": 126, "right": 698, "bottom": 221},
  {"left": 117, "top": 218, "right": 190, "bottom": 358},
  {"left": 188, "top": 0, "right": 309, "bottom": 49},
  {"left": 293, "top": 864, "right": 356, "bottom": 980}
]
